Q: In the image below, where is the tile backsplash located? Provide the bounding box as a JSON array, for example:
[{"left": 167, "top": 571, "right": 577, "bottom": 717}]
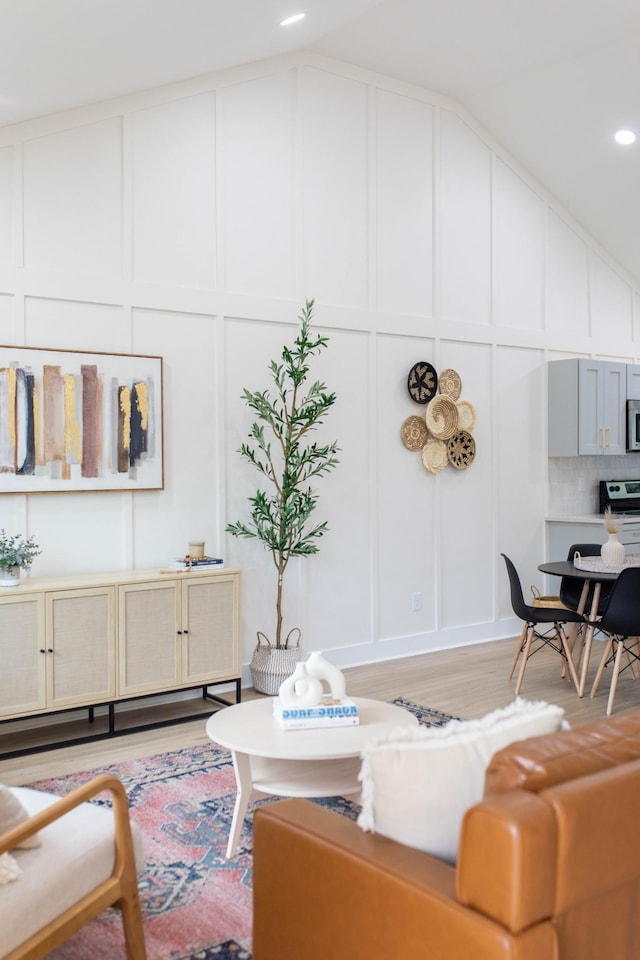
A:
[{"left": 548, "top": 456, "right": 640, "bottom": 516}]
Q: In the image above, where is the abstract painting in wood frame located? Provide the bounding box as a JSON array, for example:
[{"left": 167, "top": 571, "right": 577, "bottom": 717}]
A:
[{"left": 0, "top": 345, "right": 163, "bottom": 492}]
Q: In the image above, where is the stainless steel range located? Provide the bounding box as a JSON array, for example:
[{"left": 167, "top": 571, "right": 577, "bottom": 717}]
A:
[
  {"left": 599, "top": 480, "right": 640, "bottom": 515},
  {"left": 547, "top": 483, "right": 640, "bottom": 561}
]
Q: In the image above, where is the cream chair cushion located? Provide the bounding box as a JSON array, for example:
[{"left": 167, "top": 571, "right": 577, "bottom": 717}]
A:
[{"left": 0, "top": 786, "right": 144, "bottom": 957}]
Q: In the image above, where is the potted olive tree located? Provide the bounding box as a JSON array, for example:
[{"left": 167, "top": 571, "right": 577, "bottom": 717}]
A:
[
  {"left": 0, "top": 530, "right": 41, "bottom": 586},
  {"left": 226, "top": 299, "right": 339, "bottom": 693}
]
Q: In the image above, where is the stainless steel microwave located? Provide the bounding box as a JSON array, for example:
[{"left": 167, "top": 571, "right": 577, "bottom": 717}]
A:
[{"left": 627, "top": 399, "right": 640, "bottom": 451}]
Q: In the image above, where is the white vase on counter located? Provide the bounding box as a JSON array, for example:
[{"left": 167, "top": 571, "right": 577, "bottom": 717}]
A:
[{"left": 601, "top": 533, "right": 626, "bottom": 567}]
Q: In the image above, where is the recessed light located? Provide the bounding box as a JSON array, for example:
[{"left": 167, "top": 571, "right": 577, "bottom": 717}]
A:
[
  {"left": 614, "top": 129, "right": 636, "bottom": 145},
  {"left": 280, "top": 12, "right": 305, "bottom": 27}
]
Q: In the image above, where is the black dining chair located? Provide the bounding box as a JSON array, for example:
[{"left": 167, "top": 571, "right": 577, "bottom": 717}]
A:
[
  {"left": 589, "top": 567, "right": 640, "bottom": 715},
  {"left": 501, "top": 553, "right": 586, "bottom": 695}
]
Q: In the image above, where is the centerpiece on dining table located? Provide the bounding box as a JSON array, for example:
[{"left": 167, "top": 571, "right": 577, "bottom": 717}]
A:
[
  {"left": 572, "top": 507, "right": 640, "bottom": 573},
  {"left": 600, "top": 505, "right": 626, "bottom": 568}
]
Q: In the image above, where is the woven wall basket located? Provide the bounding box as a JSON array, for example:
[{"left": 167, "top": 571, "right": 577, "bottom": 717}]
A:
[
  {"left": 401, "top": 415, "right": 429, "bottom": 450},
  {"left": 250, "top": 629, "right": 302, "bottom": 695},
  {"left": 422, "top": 437, "right": 448, "bottom": 473},
  {"left": 425, "top": 394, "right": 459, "bottom": 440},
  {"left": 456, "top": 400, "right": 477, "bottom": 432},
  {"left": 438, "top": 368, "right": 462, "bottom": 400}
]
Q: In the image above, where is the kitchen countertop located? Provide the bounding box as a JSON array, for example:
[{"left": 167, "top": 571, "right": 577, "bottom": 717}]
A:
[
  {"left": 546, "top": 515, "right": 606, "bottom": 523},
  {"left": 546, "top": 515, "right": 640, "bottom": 524}
]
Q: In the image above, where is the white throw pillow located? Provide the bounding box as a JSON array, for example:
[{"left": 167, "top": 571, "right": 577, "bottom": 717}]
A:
[
  {"left": 357, "top": 697, "right": 567, "bottom": 864},
  {"left": 0, "top": 785, "right": 41, "bottom": 849}
]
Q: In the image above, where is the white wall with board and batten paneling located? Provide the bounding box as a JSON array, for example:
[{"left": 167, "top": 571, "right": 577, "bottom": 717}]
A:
[{"left": 0, "top": 50, "right": 639, "bottom": 683}]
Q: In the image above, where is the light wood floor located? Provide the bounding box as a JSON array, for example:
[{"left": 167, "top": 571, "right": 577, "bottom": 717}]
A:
[{"left": 2, "top": 634, "right": 637, "bottom": 787}]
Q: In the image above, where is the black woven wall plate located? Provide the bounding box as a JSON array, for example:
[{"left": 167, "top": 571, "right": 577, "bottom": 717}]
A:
[
  {"left": 407, "top": 361, "right": 438, "bottom": 404},
  {"left": 447, "top": 430, "right": 476, "bottom": 470}
]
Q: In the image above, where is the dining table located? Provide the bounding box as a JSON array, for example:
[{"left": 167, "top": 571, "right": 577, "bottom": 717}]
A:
[{"left": 537, "top": 559, "right": 619, "bottom": 697}]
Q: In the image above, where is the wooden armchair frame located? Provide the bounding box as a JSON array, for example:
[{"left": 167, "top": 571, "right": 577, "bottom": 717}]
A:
[{"left": 0, "top": 774, "right": 146, "bottom": 960}]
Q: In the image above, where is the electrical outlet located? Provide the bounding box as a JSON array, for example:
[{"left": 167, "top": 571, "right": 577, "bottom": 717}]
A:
[
  {"left": 578, "top": 477, "right": 586, "bottom": 493},
  {"left": 411, "top": 591, "right": 422, "bottom": 612}
]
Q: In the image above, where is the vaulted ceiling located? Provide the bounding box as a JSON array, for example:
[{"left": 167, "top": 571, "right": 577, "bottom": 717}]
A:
[{"left": 2, "top": 0, "right": 639, "bottom": 284}]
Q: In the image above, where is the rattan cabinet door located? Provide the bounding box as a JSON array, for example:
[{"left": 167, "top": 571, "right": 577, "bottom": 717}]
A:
[
  {"left": 46, "top": 587, "right": 116, "bottom": 709},
  {"left": 0, "top": 593, "right": 46, "bottom": 718},
  {"left": 118, "top": 580, "right": 181, "bottom": 695},
  {"left": 180, "top": 575, "right": 241, "bottom": 684}
]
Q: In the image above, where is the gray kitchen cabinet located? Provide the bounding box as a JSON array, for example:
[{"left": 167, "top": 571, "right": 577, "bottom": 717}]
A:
[
  {"left": 548, "top": 358, "right": 626, "bottom": 456},
  {"left": 627, "top": 364, "right": 640, "bottom": 401}
]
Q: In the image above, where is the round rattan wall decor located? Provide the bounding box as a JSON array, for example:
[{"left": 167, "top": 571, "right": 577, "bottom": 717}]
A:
[
  {"left": 401, "top": 415, "right": 429, "bottom": 451},
  {"left": 425, "top": 394, "right": 458, "bottom": 440},
  {"left": 447, "top": 430, "right": 476, "bottom": 470},
  {"left": 400, "top": 362, "right": 477, "bottom": 475},
  {"left": 456, "top": 400, "right": 477, "bottom": 432},
  {"left": 407, "top": 361, "right": 438, "bottom": 404},
  {"left": 422, "top": 438, "right": 448, "bottom": 474},
  {"left": 438, "top": 368, "right": 462, "bottom": 401}
]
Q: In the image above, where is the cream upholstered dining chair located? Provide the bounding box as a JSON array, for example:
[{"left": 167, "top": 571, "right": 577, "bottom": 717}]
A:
[{"left": 0, "top": 774, "right": 146, "bottom": 960}]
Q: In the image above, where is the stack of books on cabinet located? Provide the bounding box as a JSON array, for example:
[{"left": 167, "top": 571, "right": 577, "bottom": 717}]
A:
[{"left": 167, "top": 556, "right": 224, "bottom": 570}]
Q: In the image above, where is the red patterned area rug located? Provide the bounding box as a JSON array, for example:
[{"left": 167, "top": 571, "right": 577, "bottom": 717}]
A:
[{"left": 28, "top": 698, "right": 455, "bottom": 960}]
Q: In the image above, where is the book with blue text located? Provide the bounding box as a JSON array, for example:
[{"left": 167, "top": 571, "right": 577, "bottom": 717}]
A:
[{"left": 273, "top": 695, "right": 359, "bottom": 730}]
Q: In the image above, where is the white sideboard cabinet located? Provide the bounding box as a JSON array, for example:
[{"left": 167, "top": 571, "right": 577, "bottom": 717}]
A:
[
  {"left": 548, "top": 358, "right": 626, "bottom": 456},
  {"left": 0, "top": 592, "right": 46, "bottom": 717},
  {"left": 0, "top": 586, "right": 116, "bottom": 719},
  {"left": 119, "top": 574, "right": 239, "bottom": 695},
  {"left": 0, "top": 567, "right": 241, "bottom": 757}
]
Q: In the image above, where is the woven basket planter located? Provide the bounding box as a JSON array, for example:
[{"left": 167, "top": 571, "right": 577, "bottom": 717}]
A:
[{"left": 250, "top": 629, "right": 302, "bottom": 695}]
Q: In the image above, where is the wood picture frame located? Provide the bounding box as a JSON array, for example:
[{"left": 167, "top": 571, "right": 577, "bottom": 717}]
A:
[{"left": 0, "top": 345, "right": 164, "bottom": 493}]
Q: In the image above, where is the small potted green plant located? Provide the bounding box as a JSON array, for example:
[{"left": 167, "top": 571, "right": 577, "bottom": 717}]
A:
[
  {"left": 0, "top": 530, "right": 41, "bottom": 586},
  {"left": 226, "top": 299, "right": 339, "bottom": 693}
]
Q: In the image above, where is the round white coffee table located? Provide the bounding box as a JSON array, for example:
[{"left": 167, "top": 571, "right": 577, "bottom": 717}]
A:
[{"left": 206, "top": 696, "right": 418, "bottom": 858}]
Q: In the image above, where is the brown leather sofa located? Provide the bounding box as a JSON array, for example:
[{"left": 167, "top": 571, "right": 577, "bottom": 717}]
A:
[{"left": 253, "top": 708, "right": 640, "bottom": 960}]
